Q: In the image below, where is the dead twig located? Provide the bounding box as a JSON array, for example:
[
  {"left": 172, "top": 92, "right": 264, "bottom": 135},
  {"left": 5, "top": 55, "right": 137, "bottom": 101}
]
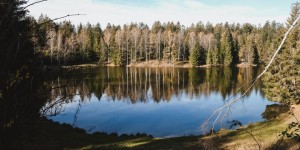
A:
[
  {"left": 22, "top": 0, "right": 47, "bottom": 10},
  {"left": 39, "top": 14, "right": 86, "bottom": 26},
  {"left": 244, "top": 128, "right": 261, "bottom": 150}
]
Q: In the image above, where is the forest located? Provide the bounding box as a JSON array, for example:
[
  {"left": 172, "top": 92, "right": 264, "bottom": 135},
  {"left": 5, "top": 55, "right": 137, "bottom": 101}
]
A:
[{"left": 34, "top": 14, "right": 290, "bottom": 66}]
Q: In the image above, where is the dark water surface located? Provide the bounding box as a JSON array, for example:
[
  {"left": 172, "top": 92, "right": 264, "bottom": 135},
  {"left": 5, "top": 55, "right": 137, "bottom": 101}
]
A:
[{"left": 44, "top": 67, "right": 275, "bottom": 137}]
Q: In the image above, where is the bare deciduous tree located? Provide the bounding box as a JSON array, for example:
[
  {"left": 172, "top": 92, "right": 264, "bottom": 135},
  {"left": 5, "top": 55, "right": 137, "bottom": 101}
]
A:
[{"left": 104, "top": 29, "right": 112, "bottom": 63}]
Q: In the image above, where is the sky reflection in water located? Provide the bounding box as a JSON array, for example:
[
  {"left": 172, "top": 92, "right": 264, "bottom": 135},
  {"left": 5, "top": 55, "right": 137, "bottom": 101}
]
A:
[{"left": 47, "top": 67, "right": 274, "bottom": 137}]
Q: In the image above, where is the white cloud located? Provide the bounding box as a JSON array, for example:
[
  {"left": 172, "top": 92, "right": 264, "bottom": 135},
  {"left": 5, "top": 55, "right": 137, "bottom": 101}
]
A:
[{"left": 27, "top": 0, "right": 289, "bottom": 27}]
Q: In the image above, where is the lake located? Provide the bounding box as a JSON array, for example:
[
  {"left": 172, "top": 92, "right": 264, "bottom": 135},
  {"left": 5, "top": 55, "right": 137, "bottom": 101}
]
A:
[{"left": 43, "top": 67, "right": 275, "bottom": 138}]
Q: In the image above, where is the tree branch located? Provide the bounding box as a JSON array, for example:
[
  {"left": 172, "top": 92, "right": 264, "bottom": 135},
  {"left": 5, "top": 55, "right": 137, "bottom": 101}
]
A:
[
  {"left": 39, "top": 14, "right": 86, "bottom": 26},
  {"left": 245, "top": 129, "right": 261, "bottom": 150},
  {"left": 23, "top": 0, "right": 47, "bottom": 10},
  {"left": 203, "top": 15, "right": 300, "bottom": 131}
]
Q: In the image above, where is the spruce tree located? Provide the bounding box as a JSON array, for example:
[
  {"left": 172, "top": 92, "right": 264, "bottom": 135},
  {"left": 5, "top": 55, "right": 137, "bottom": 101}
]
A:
[
  {"left": 189, "top": 42, "right": 203, "bottom": 66},
  {"left": 206, "top": 48, "right": 212, "bottom": 65},
  {"left": 220, "top": 29, "right": 233, "bottom": 65},
  {"left": 211, "top": 45, "right": 220, "bottom": 65},
  {"left": 263, "top": 2, "right": 300, "bottom": 104}
]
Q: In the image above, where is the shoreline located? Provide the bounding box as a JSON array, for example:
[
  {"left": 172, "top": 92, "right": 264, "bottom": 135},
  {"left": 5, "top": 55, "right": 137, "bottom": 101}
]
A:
[
  {"left": 26, "top": 104, "right": 299, "bottom": 149},
  {"left": 56, "top": 60, "right": 258, "bottom": 71}
]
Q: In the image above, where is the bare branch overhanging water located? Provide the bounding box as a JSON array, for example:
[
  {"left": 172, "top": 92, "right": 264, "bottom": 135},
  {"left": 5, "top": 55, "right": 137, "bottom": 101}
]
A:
[{"left": 202, "top": 15, "right": 300, "bottom": 132}]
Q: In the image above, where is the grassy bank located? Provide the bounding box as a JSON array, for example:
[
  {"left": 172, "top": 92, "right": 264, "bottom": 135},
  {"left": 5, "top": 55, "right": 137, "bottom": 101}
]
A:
[
  {"left": 200, "top": 105, "right": 300, "bottom": 149},
  {"left": 24, "top": 118, "right": 201, "bottom": 150},
  {"left": 23, "top": 105, "right": 300, "bottom": 149}
]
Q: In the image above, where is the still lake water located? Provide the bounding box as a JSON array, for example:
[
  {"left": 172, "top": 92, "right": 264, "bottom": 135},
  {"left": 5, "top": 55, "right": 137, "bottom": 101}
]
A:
[{"left": 44, "top": 67, "right": 275, "bottom": 137}]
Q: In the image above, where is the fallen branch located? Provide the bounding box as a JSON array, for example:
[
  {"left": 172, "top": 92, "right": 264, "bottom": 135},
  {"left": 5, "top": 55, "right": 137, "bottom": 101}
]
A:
[{"left": 202, "top": 15, "right": 300, "bottom": 132}]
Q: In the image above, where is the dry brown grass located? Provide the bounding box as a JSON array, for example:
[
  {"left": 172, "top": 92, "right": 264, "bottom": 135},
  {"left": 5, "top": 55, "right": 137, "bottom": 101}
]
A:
[
  {"left": 126, "top": 60, "right": 216, "bottom": 68},
  {"left": 126, "top": 60, "right": 190, "bottom": 68}
]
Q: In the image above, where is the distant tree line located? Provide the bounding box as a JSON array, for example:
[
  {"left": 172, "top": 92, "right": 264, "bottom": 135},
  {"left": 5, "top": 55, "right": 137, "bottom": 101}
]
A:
[{"left": 32, "top": 16, "right": 287, "bottom": 66}]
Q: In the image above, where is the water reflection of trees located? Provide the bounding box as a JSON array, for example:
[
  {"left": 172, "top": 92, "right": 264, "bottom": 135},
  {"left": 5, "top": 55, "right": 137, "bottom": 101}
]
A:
[{"left": 46, "top": 67, "right": 265, "bottom": 104}]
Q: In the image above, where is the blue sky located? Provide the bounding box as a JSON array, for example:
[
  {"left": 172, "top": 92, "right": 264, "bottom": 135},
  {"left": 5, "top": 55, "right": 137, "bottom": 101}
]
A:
[{"left": 28, "top": 0, "right": 296, "bottom": 26}]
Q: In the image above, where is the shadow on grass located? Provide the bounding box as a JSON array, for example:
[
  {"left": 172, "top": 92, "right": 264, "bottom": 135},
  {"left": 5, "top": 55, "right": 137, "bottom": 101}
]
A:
[
  {"left": 82, "top": 136, "right": 202, "bottom": 150},
  {"left": 25, "top": 111, "right": 299, "bottom": 150},
  {"left": 23, "top": 118, "right": 202, "bottom": 150}
]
